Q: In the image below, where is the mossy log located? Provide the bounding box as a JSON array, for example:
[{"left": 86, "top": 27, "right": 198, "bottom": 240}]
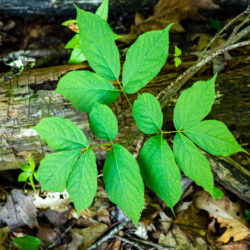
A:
[
  {"left": 0, "top": 52, "right": 249, "bottom": 171},
  {"left": 1, "top": 50, "right": 249, "bottom": 201}
]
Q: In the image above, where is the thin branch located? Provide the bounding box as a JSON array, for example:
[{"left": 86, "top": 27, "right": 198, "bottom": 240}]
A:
[
  {"left": 158, "top": 40, "right": 250, "bottom": 108},
  {"left": 126, "top": 234, "right": 174, "bottom": 249},
  {"left": 200, "top": 6, "right": 249, "bottom": 58},
  {"left": 114, "top": 236, "right": 143, "bottom": 250},
  {"left": 87, "top": 218, "right": 131, "bottom": 250}
]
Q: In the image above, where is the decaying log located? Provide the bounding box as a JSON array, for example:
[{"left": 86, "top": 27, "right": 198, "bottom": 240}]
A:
[
  {"left": 0, "top": 0, "right": 157, "bottom": 16},
  {"left": 0, "top": 51, "right": 249, "bottom": 171}
]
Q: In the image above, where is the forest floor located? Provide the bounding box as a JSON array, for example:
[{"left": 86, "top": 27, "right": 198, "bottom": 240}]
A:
[{"left": 0, "top": 1, "right": 249, "bottom": 249}]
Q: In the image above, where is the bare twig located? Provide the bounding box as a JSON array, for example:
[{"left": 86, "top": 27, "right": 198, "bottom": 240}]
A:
[
  {"left": 87, "top": 218, "right": 131, "bottom": 250},
  {"left": 227, "top": 14, "right": 250, "bottom": 45},
  {"left": 157, "top": 40, "right": 250, "bottom": 108},
  {"left": 114, "top": 236, "right": 143, "bottom": 250},
  {"left": 126, "top": 234, "right": 174, "bottom": 249},
  {"left": 200, "top": 6, "right": 250, "bottom": 58}
]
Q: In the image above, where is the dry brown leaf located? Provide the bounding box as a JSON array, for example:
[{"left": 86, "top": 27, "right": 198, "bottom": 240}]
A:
[
  {"left": 0, "top": 189, "right": 37, "bottom": 229},
  {"left": 136, "top": 0, "right": 220, "bottom": 32},
  {"left": 194, "top": 190, "right": 250, "bottom": 243},
  {"left": 73, "top": 222, "right": 108, "bottom": 249}
]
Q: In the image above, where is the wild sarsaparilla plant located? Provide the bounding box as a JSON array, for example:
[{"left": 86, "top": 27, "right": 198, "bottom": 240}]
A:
[{"left": 33, "top": 2, "right": 247, "bottom": 226}]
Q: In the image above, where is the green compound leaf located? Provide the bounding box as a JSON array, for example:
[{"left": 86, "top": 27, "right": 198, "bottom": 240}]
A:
[
  {"left": 139, "top": 135, "right": 182, "bottom": 211},
  {"left": 34, "top": 117, "right": 88, "bottom": 151},
  {"left": 13, "top": 235, "right": 41, "bottom": 250},
  {"left": 174, "top": 74, "right": 217, "bottom": 130},
  {"left": 37, "top": 150, "right": 81, "bottom": 192},
  {"left": 90, "top": 104, "right": 118, "bottom": 141},
  {"left": 184, "top": 120, "right": 247, "bottom": 156},
  {"left": 76, "top": 6, "right": 120, "bottom": 80},
  {"left": 122, "top": 24, "right": 172, "bottom": 94},
  {"left": 96, "top": 0, "right": 109, "bottom": 21},
  {"left": 173, "top": 133, "right": 214, "bottom": 195},
  {"left": 67, "top": 148, "right": 98, "bottom": 214},
  {"left": 56, "top": 70, "right": 120, "bottom": 113},
  {"left": 103, "top": 144, "right": 144, "bottom": 226},
  {"left": 132, "top": 93, "right": 163, "bottom": 134}
]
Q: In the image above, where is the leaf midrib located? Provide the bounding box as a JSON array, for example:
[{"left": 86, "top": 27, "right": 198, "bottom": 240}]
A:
[
  {"left": 37, "top": 128, "right": 87, "bottom": 148},
  {"left": 123, "top": 29, "right": 167, "bottom": 89},
  {"left": 80, "top": 11, "right": 118, "bottom": 80}
]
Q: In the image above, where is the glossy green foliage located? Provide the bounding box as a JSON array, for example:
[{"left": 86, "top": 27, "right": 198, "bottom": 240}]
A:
[
  {"left": 95, "top": 0, "right": 109, "bottom": 21},
  {"left": 122, "top": 25, "right": 171, "bottom": 93},
  {"left": 34, "top": 5, "right": 248, "bottom": 227},
  {"left": 67, "top": 149, "right": 97, "bottom": 213},
  {"left": 139, "top": 135, "right": 182, "bottom": 211},
  {"left": 18, "top": 154, "right": 37, "bottom": 191},
  {"left": 174, "top": 133, "right": 214, "bottom": 195},
  {"left": 65, "top": 34, "right": 86, "bottom": 64},
  {"left": 174, "top": 45, "right": 182, "bottom": 67},
  {"left": 89, "top": 104, "right": 118, "bottom": 141},
  {"left": 56, "top": 71, "right": 120, "bottom": 113},
  {"left": 133, "top": 93, "right": 163, "bottom": 134},
  {"left": 184, "top": 120, "right": 246, "bottom": 156},
  {"left": 34, "top": 117, "right": 88, "bottom": 150},
  {"left": 37, "top": 150, "right": 82, "bottom": 193},
  {"left": 103, "top": 144, "right": 144, "bottom": 226},
  {"left": 174, "top": 74, "right": 217, "bottom": 130},
  {"left": 63, "top": 0, "right": 110, "bottom": 64},
  {"left": 13, "top": 236, "right": 41, "bottom": 250},
  {"left": 76, "top": 6, "right": 120, "bottom": 80}
]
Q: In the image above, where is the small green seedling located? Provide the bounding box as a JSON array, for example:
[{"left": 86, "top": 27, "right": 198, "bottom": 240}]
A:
[
  {"left": 62, "top": 0, "right": 120, "bottom": 64},
  {"left": 13, "top": 235, "right": 41, "bottom": 250},
  {"left": 174, "top": 45, "right": 182, "bottom": 67},
  {"left": 18, "top": 154, "right": 37, "bottom": 192}
]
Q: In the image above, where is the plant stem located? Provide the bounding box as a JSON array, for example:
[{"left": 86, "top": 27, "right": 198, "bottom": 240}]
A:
[
  {"left": 116, "top": 79, "right": 133, "bottom": 109},
  {"left": 162, "top": 130, "right": 179, "bottom": 134},
  {"left": 90, "top": 142, "right": 113, "bottom": 148}
]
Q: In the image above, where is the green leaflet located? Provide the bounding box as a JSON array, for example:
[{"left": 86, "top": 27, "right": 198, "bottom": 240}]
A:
[
  {"left": 184, "top": 120, "right": 247, "bottom": 156},
  {"left": 132, "top": 93, "right": 163, "bottom": 134},
  {"left": 56, "top": 70, "right": 120, "bottom": 113},
  {"left": 65, "top": 34, "right": 86, "bottom": 64},
  {"left": 34, "top": 117, "right": 88, "bottom": 151},
  {"left": 89, "top": 104, "right": 118, "bottom": 141},
  {"left": 174, "top": 74, "right": 217, "bottom": 130},
  {"left": 65, "top": 34, "right": 80, "bottom": 49},
  {"left": 76, "top": 6, "right": 120, "bottom": 80},
  {"left": 13, "top": 236, "right": 41, "bottom": 250},
  {"left": 68, "top": 45, "right": 87, "bottom": 64},
  {"left": 139, "top": 135, "right": 182, "bottom": 211},
  {"left": 173, "top": 133, "right": 214, "bottom": 195},
  {"left": 37, "top": 150, "right": 81, "bottom": 193},
  {"left": 213, "top": 187, "right": 224, "bottom": 199},
  {"left": 67, "top": 148, "right": 97, "bottom": 214},
  {"left": 96, "top": 0, "right": 109, "bottom": 21},
  {"left": 103, "top": 144, "right": 144, "bottom": 226},
  {"left": 122, "top": 25, "right": 172, "bottom": 94},
  {"left": 18, "top": 172, "right": 31, "bottom": 182}
]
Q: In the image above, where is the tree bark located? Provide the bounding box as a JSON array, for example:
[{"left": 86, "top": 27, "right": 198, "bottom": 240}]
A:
[{"left": 0, "top": 51, "right": 249, "bottom": 171}]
